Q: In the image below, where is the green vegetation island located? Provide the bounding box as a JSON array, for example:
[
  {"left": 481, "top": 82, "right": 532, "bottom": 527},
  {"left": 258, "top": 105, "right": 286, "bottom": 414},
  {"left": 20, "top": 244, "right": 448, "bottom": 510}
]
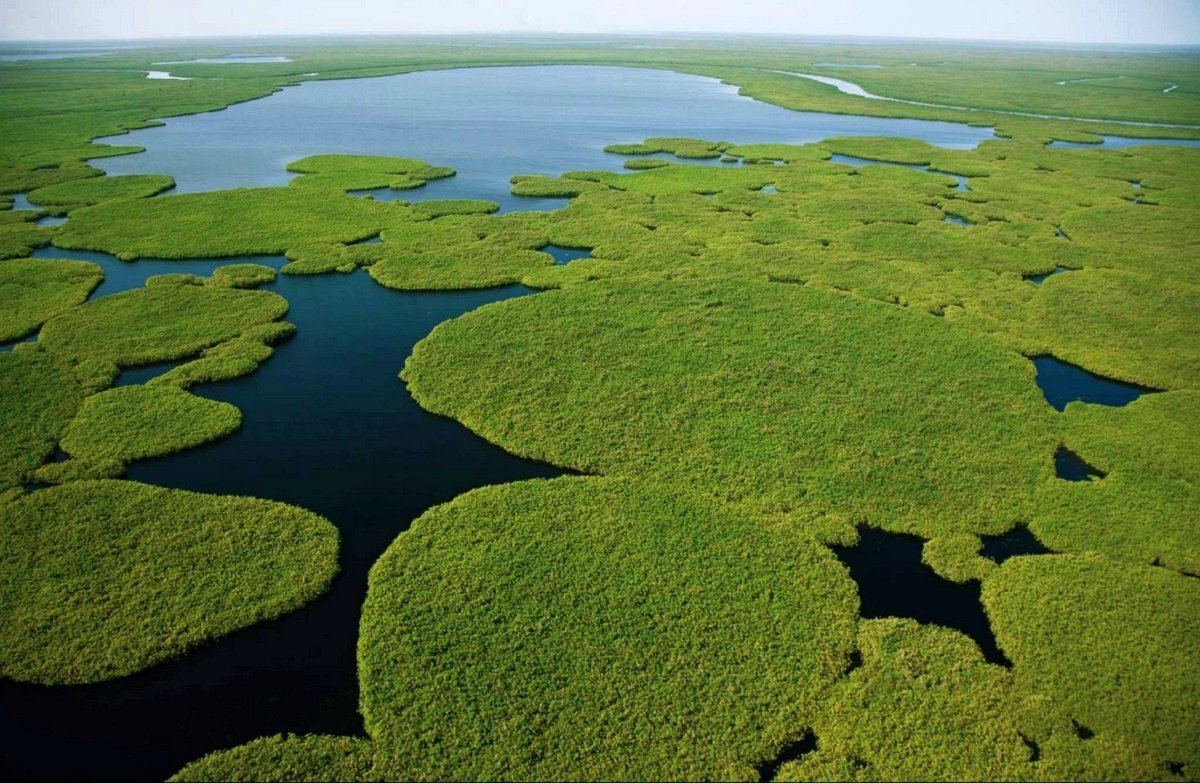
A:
[{"left": 0, "top": 30, "right": 1197, "bottom": 783}]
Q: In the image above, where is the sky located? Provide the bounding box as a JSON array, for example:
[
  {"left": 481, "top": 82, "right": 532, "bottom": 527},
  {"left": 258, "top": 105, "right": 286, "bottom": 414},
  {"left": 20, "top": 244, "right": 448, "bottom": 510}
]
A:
[{"left": 1, "top": 0, "right": 1199, "bottom": 45}]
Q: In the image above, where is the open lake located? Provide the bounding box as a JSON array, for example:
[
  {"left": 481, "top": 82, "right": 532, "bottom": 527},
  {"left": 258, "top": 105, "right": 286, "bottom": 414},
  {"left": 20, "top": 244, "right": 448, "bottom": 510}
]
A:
[
  {"left": 6, "top": 65, "right": 1034, "bottom": 781},
  {"left": 95, "top": 65, "right": 996, "bottom": 210}
]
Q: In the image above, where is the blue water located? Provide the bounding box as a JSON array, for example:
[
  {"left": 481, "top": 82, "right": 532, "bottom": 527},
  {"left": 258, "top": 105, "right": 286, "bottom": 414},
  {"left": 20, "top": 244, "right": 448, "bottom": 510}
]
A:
[
  {"left": 943, "top": 215, "right": 970, "bottom": 226},
  {"left": 542, "top": 244, "right": 592, "bottom": 264},
  {"left": 1026, "top": 266, "right": 1067, "bottom": 284},
  {"left": 1032, "top": 355, "right": 1155, "bottom": 411},
  {"left": 1055, "top": 446, "right": 1105, "bottom": 481},
  {"left": 94, "top": 66, "right": 995, "bottom": 212},
  {"left": 10, "top": 193, "right": 35, "bottom": 211},
  {"left": 6, "top": 248, "right": 560, "bottom": 781},
  {"left": 832, "top": 528, "right": 1010, "bottom": 667},
  {"left": 155, "top": 55, "right": 292, "bottom": 64},
  {"left": 35, "top": 215, "right": 68, "bottom": 227},
  {"left": 1049, "top": 135, "right": 1200, "bottom": 149},
  {"left": 980, "top": 526, "right": 1052, "bottom": 563}
]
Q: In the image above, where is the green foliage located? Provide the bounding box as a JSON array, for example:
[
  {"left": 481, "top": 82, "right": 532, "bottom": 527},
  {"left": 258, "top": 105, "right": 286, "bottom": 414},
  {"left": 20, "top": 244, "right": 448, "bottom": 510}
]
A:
[
  {"left": 54, "top": 186, "right": 399, "bottom": 259},
  {"left": 359, "top": 477, "right": 857, "bottom": 780},
  {"left": 170, "top": 735, "right": 377, "bottom": 783},
  {"left": 982, "top": 554, "right": 1200, "bottom": 772},
  {"left": 38, "top": 280, "right": 288, "bottom": 366},
  {"left": 509, "top": 174, "right": 606, "bottom": 198},
  {"left": 59, "top": 384, "right": 241, "bottom": 468},
  {"left": 403, "top": 277, "right": 1054, "bottom": 538},
  {"left": 211, "top": 262, "right": 277, "bottom": 288},
  {"left": 778, "top": 619, "right": 1030, "bottom": 782},
  {"left": 367, "top": 244, "right": 548, "bottom": 290},
  {"left": 27, "top": 174, "right": 175, "bottom": 207},
  {"left": 604, "top": 137, "right": 730, "bottom": 158},
  {"left": 0, "top": 257, "right": 101, "bottom": 341},
  {"left": 0, "top": 347, "right": 83, "bottom": 490},
  {"left": 0, "top": 479, "right": 339, "bottom": 684},
  {"left": 1032, "top": 392, "right": 1200, "bottom": 575},
  {"left": 0, "top": 220, "right": 49, "bottom": 259},
  {"left": 287, "top": 153, "right": 455, "bottom": 191}
]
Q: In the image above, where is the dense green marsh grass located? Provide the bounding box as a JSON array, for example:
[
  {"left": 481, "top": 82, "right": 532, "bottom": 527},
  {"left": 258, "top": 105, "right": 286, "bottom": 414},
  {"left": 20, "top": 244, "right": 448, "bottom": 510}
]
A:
[
  {"left": 983, "top": 554, "right": 1200, "bottom": 773},
  {"left": 1, "top": 38, "right": 1197, "bottom": 782},
  {"left": 403, "top": 276, "right": 1055, "bottom": 540},
  {"left": 26, "top": 173, "right": 174, "bottom": 207},
  {"left": 0, "top": 347, "right": 83, "bottom": 490},
  {"left": 0, "top": 257, "right": 101, "bottom": 341},
  {"left": 0, "top": 479, "right": 339, "bottom": 684},
  {"left": 38, "top": 276, "right": 288, "bottom": 365}
]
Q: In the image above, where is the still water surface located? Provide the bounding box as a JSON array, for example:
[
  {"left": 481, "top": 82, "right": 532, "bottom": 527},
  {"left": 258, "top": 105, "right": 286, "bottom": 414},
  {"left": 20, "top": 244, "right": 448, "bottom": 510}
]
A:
[
  {"left": 95, "top": 65, "right": 996, "bottom": 212},
  {"left": 2, "top": 66, "right": 1057, "bottom": 781}
]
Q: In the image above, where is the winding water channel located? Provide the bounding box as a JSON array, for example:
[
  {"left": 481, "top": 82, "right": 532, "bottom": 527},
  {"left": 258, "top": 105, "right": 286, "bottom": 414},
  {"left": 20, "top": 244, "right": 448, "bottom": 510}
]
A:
[{"left": 1, "top": 64, "right": 1184, "bottom": 780}]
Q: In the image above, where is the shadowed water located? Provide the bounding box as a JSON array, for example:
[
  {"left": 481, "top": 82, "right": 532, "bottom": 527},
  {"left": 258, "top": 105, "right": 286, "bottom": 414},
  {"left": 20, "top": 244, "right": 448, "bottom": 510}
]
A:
[
  {"left": 1055, "top": 446, "right": 1105, "bottom": 481},
  {"left": 3, "top": 247, "right": 561, "bottom": 782},
  {"left": 1026, "top": 266, "right": 1067, "bottom": 284},
  {"left": 832, "top": 527, "right": 1010, "bottom": 667},
  {"left": 94, "top": 66, "right": 996, "bottom": 212},
  {"left": 1032, "top": 355, "right": 1155, "bottom": 411},
  {"left": 980, "top": 526, "right": 1052, "bottom": 563}
]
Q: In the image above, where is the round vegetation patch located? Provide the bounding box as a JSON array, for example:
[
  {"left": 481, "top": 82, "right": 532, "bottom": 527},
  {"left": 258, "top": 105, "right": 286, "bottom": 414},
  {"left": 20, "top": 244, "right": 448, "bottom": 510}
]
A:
[
  {"left": 403, "top": 277, "right": 1054, "bottom": 539},
  {"left": 0, "top": 480, "right": 339, "bottom": 685},
  {"left": 358, "top": 477, "right": 858, "bottom": 781},
  {"left": 170, "top": 734, "right": 375, "bottom": 783},
  {"left": 38, "top": 283, "right": 289, "bottom": 366},
  {"left": 982, "top": 553, "right": 1200, "bottom": 771},
  {"left": 59, "top": 384, "right": 241, "bottom": 466},
  {"left": 211, "top": 263, "right": 277, "bottom": 288}
]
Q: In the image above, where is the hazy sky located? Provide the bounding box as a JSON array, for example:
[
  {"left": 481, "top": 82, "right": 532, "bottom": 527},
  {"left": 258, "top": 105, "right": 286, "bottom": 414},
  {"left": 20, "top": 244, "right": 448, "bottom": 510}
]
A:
[{"left": 2, "top": 0, "right": 1199, "bottom": 45}]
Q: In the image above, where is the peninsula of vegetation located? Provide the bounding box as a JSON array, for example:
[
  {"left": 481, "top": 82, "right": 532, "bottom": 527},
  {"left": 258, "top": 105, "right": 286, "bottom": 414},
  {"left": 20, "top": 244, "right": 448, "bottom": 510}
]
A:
[{"left": 0, "top": 33, "right": 1196, "bottom": 783}]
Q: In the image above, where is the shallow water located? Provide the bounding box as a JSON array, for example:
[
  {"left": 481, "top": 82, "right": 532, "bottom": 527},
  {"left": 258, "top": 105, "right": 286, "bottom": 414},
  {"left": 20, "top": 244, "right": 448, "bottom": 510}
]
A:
[
  {"left": 94, "top": 66, "right": 996, "bottom": 211},
  {"left": 980, "top": 526, "right": 1052, "bottom": 563},
  {"left": 1048, "top": 135, "right": 1200, "bottom": 149},
  {"left": 155, "top": 55, "right": 292, "bottom": 64},
  {"left": 541, "top": 244, "right": 592, "bottom": 264},
  {"left": 772, "top": 69, "right": 1200, "bottom": 135},
  {"left": 1055, "top": 446, "right": 1105, "bottom": 481},
  {"left": 1032, "top": 355, "right": 1154, "bottom": 411},
  {"left": 5, "top": 247, "right": 560, "bottom": 782},
  {"left": 832, "top": 528, "right": 1010, "bottom": 666},
  {"left": 1025, "top": 266, "right": 1067, "bottom": 284}
]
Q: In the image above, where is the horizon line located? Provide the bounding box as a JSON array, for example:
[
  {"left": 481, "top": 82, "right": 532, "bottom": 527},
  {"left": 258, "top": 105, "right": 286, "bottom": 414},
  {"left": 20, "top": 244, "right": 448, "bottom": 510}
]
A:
[{"left": 2, "top": 31, "right": 1199, "bottom": 50}]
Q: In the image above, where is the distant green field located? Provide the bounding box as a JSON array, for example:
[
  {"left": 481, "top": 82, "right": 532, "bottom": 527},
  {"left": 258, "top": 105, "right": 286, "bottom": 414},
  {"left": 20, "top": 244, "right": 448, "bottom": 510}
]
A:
[{"left": 0, "top": 36, "right": 1196, "bottom": 783}]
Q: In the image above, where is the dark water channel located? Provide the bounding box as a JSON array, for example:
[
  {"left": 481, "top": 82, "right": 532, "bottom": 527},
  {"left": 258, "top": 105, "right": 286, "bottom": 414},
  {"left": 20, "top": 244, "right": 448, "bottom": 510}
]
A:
[
  {"left": 832, "top": 528, "right": 1011, "bottom": 666},
  {"left": 2, "top": 248, "right": 559, "bottom": 781},
  {"left": 1, "top": 65, "right": 1149, "bottom": 781},
  {"left": 1032, "top": 355, "right": 1155, "bottom": 411}
]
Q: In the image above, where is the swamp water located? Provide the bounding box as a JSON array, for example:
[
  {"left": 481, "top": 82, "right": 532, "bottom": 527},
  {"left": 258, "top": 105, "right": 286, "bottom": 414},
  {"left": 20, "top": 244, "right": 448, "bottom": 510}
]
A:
[
  {"left": 3, "top": 247, "right": 560, "bottom": 781},
  {"left": 5, "top": 66, "right": 1055, "bottom": 780}
]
